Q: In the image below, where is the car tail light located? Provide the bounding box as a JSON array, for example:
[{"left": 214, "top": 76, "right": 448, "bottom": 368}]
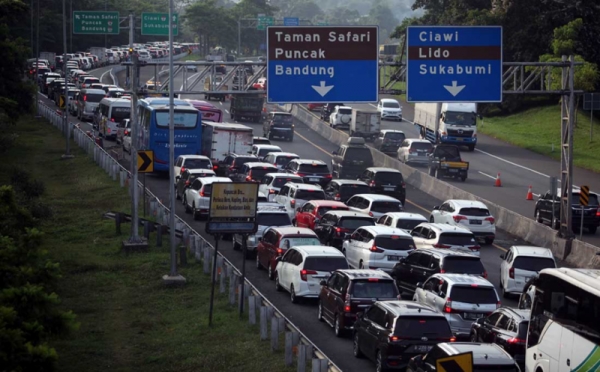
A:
[
  {"left": 290, "top": 199, "right": 296, "bottom": 208},
  {"left": 246, "top": 175, "right": 252, "bottom": 181},
  {"left": 469, "top": 245, "right": 481, "bottom": 252},
  {"left": 433, "top": 243, "right": 450, "bottom": 248},
  {"left": 444, "top": 298, "right": 454, "bottom": 313},
  {"left": 296, "top": 173, "right": 307, "bottom": 177},
  {"left": 124, "top": 130, "right": 129, "bottom": 135},
  {"left": 110, "top": 118, "right": 115, "bottom": 122},
  {"left": 269, "top": 189, "right": 276, "bottom": 194},
  {"left": 334, "top": 227, "right": 344, "bottom": 236},
  {"left": 370, "top": 244, "right": 384, "bottom": 253},
  {"left": 507, "top": 337, "right": 526, "bottom": 345},
  {"left": 325, "top": 174, "right": 332, "bottom": 178},
  {"left": 485, "top": 217, "right": 495, "bottom": 224},
  {"left": 389, "top": 335, "right": 402, "bottom": 342},
  {"left": 368, "top": 211, "right": 373, "bottom": 217},
  {"left": 276, "top": 248, "right": 283, "bottom": 255},
  {"left": 185, "top": 181, "right": 190, "bottom": 186},
  {"left": 449, "top": 336, "right": 456, "bottom": 342},
  {"left": 300, "top": 269, "right": 317, "bottom": 281},
  {"left": 496, "top": 301, "right": 501, "bottom": 309},
  {"left": 213, "top": 165, "right": 218, "bottom": 170},
  {"left": 180, "top": 167, "right": 186, "bottom": 173},
  {"left": 409, "top": 149, "right": 416, "bottom": 153},
  {"left": 107, "top": 128, "right": 111, "bottom": 134},
  {"left": 369, "top": 181, "right": 376, "bottom": 187},
  {"left": 200, "top": 190, "right": 205, "bottom": 197},
  {"left": 595, "top": 209, "right": 600, "bottom": 217},
  {"left": 453, "top": 215, "right": 468, "bottom": 223},
  {"left": 509, "top": 267, "right": 514, "bottom": 279},
  {"left": 440, "top": 269, "right": 446, "bottom": 273},
  {"left": 401, "top": 182, "right": 406, "bottom": 188},
  {"left": 83, "top": 95, "right": 87, "bottom": 101},
  {"left": 368, "top": 278, "right": 379, "bottom": 282},
  {"left": 344, "top": 293, "right": 351, "bottom": 312},
  {"left": 482, "top": 271, "right": 488, "bottom": 278},
  {"left": 334, "top": 193, "right": 341, "bottom": 201}
]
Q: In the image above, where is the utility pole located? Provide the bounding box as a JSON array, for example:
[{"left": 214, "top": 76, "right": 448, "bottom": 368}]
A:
[
  {"left": 104, "top": 0, "right": 108, "bottom": 48},
  {"left": 61, "top": 0, "right": 73, "bottom": 160},
  {"left": 237, "top": 19, "right": 241, "bottom": 57},
  {"left": 34, "top": 0, "right": 40, "bottom": 118},
  {"left": 69, "top": 0, "right": 73, "bottom": 53},
  {"left": 30, "top": 0, "right": 34, "bottom": 57}
]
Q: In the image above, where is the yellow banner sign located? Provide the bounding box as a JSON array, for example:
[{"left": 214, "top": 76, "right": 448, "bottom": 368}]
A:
[{"left": 209, "top": 182, "right": 259, "bottom": 219}]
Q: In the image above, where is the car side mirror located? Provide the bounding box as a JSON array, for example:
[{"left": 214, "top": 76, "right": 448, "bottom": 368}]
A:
[
  {"left": 476, "top": 317, "right": 485, "bottom": 325},
  {"left": 275, "top": 256, "right": 282, "bottom": 262},
  {"left": 344, "top": 233, "right": 351, "bottom": 241},
  {"left": 433, "top": 206, "right": 439, "bottom": 210},
  {"left": 416, "top": 282, "right": 423, "bottom": 288},
  {"left": 500, "top": 253, "right": 506, "bottom": 260},
  {"left": 331, "top": 150, "right": 338, "bottom": 155},
  {"left": 320, "top": 279, "right": 327, "bottom": 286},
  {"left": 439, "top": 292, "right": 446, "bottom": 298}
]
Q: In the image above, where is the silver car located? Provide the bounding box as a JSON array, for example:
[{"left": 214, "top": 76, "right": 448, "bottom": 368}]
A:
[{"left": 397, "top": 138, "right": 433, "bottom": 165}]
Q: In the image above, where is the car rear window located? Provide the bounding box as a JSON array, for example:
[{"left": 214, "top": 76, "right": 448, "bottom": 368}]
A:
[
  {"left": 459, "top": 208, "right": 490, "bottom": 217},
  {"left": 374, "top": 172, "right": 404, "bottom": 184},
  {"left": 438, "top": 233, "right": 477, "bottom": 246},
  {"left": 275, "top": 155, "right": 297, "bottom": 166},
  {"left": 513, "top": 256, "right": 556, "bottom": 272},
  {"left": 258, "top": 148, "right": 281, "bottom": 157},
  {"left": 473, "top": 366, "right": 518, "bottom": 372},
  {"left": 343, "top": 148, "right": 372, "bottom": 165},
  {"left": 443, "top": 257, "right": 486, "bottom": 275},
  {"left": 338, "top": 108, "right": 352, "bottom": 115},
  {"left": 371, "top": 201, "right": 403, "bottom": 213},
  {"left": 573, "top": 193, "right": 599, "bottom": 206},
  {"left": 185, "top": 159, "right": 211, "bottom": 169},
  {"left": 257, "top": 213, "right": 291, "bottom": 227},
  {"left": 411, "top": 142, "right": 433, "bottom": 151},
  {"left": 384, "top": 132, "right": 405, "bottom": 141},
  {"left": 317, "top": 206, "right": 348, "bottom": 217},
  {"left": 249, "top": 168, "right": 274, "bottom": 180},
  {"left": 272, "top": 115, "right": 293, "bottom": 127},
  {"left": 294, "top": 189, "right": 326, "bottom": 200},
  {"left": 253, "top": 138, "right": 271, "bottom": 145},
  {"left": 375, "top": 236, "right": 415, "bottom": 251},
  {"left": 273, "top": 177, "right": 302, "bottom": 188},
  {"left": 298, "top": 164, "right": 330, "bottom": 173},
  {"left": 339, "top": 217, "right": 375, "bottom": 229},
  {"left": 303, "top": 256, "right": 348, "bottom": 272},
  {"left": 350, "top": 280, "right": 397, "bottom": 298},
  {"left": 449, "top": 286, "right": 498, "bottom": 304},
  {"left": 339, "top": 184, "right": 370, "bottom": 197},
  {"left": 279, "top": 236, "right": 320, "bottom": 248},
  {"left": 232, "top": 157, "right": 257, "bottom": 167},
  {"left": 393, "top": 317, "right": 453, "bottom": 338},
  {"left": 201, "top": 184, "right": 213, "bottom": 195},
  {"left": 110, "top": 107, "right": 131, "bottom": 121},
  {"left": 395, "top": 219, "right": 425, "bottom": 231},
  {"left": 84, "top": 93, "right": 105, "bottom": 103}
]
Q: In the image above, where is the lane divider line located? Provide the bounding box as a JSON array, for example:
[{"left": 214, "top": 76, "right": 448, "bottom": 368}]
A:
[{"left": 478, "top": 171, "right": 497, "bottom": 180}]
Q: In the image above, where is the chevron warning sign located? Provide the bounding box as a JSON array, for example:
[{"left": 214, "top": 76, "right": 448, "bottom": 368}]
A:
[
  {"left": 580, "top": 185, "right": 590, "bottom": 206},
  {"left": 436, "top": 352, "right": 473, "bottom": 372}
]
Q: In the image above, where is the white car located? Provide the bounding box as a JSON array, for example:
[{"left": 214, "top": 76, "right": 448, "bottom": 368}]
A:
[
  {"left": 183, "top": 177, "right": 231, "bottom": 219},
  {"left": 258, "top": 173, "right": 304, "bottom": 202},
  {"left": 377, "top": 98, "right": 402, "bottom": 121},
  {"left": 499, "top": 246, "right": 556, "bottom": 298},
  {"left": 262, "top": 152, "right": 299, "bottom": 171},
  {"left": 252, "top": 144, "right": 283, "bottom": 160},
  {"left": 342, "top": 225, "right": 415, "bottom": 272},
  {"left": 397, "top": 139, "right": 433, "bottom": 165},
  {"left": 185, "top": 60, "right": 198, "bottom": 72},
  {"left": 274, "top": 245, "right": 349, "bottom": 303},
  {"left": 430, "top": 200, "right": 496, "bottom": 244},
  {"left": 329, "top": 105, "right": 353, "bottom": 129},
  {"left": 174, "top": 155, "right": 213, "bottom": 186},
  {"left": 274, "top": 182, "right": 326, "bottom": 222},
  {"left": 376, "top": 212, "right": 428, "bottom": 233},
  {"left": 410, "top": 222, "right": 481, "bottom": 256},
  {"left": 122, "top": 132, "right": 132, "bottom": 154},
  {"left": 345, "top": 194, "right": 403, "bottom": 219}
]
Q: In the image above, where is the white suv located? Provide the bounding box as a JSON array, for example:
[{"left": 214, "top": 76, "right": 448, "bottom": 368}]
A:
[
  {"left": 430, "top": 200, "right": 496, "bottom": 245},
  {"left": 376, "top": 212, "right": 428, "bottom": 233},
  {"left": 262, "top": 152, "right": 299, "bottom": 171},
  {"left": 258, "top": 173, "right": 304, "bottom": 202},
  {"left": 345, "top": 194, "right": 403, "bottom": 219},
  {"left": 376, "top": 98, "right": 402, "bottom": 121},
  {"left": 342, "top": 225, "right": 415, "bottom": 272},
  {"left": 251, "top": 144, "right": 282, "bottom": 160},
  {"left": 274, "top": 245, "right": 349, "bottom": 303},
  {"left": 410, "top": 223, "right": 480, "bottom": 256},
  {"left": 232, "top": 204, "right": 292, "bottom": 259},
  {"left": 329, "top": 105, "right": 353, "bottom": 129},
  {"left": 274, "top": 182, "right": 326, "bottom": 222},
  {"left": 174, "top": 155, "right": 214, "bottom": 186},
  {"left": 499, "top": 246, "right": 556, "bottom": 298},
  {"left": 183, "top": 177, "right": 231, "bottom": 219}
]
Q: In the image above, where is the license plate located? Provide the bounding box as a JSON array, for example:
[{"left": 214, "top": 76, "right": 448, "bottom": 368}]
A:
[
  {"left": 384, "top": 187, "right": 394, "bottom": 191},
  {"left": 387, "top": 255, "right": 401, "bottom": 261},
  {"left": 418, "top": 152, "right": 426, "bottom": 156},
  {"left": 464, "top": 313, "right": 483, "bottom": 320},
  {"left": 309, "top": 178, "right": 319, "bottom": 182},
  {"left": 449, "top": 169, "right": 458, "bottom": 173},
  {"left": 470, "top": 220, "right": 482, "bottom": 225},
  {"left": 574, "top": 209, "right": 581, "bottom": 214},
  {"left": 412, "top": 345, "right": 433, "bottom": 353},
  {"left": 456, "top": 138, "right": 464, "bottom": 142}
]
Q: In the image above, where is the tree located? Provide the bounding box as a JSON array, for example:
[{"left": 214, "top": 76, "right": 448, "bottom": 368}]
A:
[
  {"left": 363, "top": 0, "right": 399, "bottom": 43},
  {"left": 285, "top": 0, "right": 324, "bottom": 20},
  {"left": 183, "top": 0, "right": 237, "bottom": 54}
]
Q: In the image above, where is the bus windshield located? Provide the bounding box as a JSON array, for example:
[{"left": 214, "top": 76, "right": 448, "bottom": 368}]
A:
[{"left": 155, "top": 111, "right": 198, "bottom": 129}]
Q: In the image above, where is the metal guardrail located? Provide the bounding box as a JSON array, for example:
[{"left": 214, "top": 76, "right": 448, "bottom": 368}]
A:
[{"left": 36, "top": 100, "right": 342, "bottom": 372}]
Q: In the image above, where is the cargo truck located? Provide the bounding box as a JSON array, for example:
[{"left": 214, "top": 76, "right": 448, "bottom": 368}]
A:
[
  {"left": 413, "top": 103, "right": 479, "bottom": 151},
  {"left": 39, "top": 52, "right": 56, "bottom": 70},
  {"left": 349, "top": 109, "right": 381, "bottom": 141},
  {"left": 90, "top": 47, "right": 108, "bottom": 66},
  {"left": 204, "top": 75, "right": 228, "bottom": 101},
  {"left": 230, "top": 94, "right": 265, "bottom": 122},
  {"left": 201, "top": 122, "right": 254, "bottom": 175}
]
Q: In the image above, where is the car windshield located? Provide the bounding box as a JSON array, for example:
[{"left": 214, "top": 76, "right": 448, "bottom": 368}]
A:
[
  {"left": 257, "top": 213, "right": 291, "bottom": 227},
  {"left": 317, "top": 206, "right": 348, "bottom": 217},
  {"left": 374, "top": 172, "right": 403, "bottom": 184},
  {"left": 343, "top": 148, "right": 373, "bottom": 165},
  {"left": 275, "top": 156, "right": 297, "bottom": 166},
  {"left": 339, "top": 184, "right": 370, "bottom": 197},
  {"left": 259, "top": 148, "right": 281, "bottom": 157},
  {"left": 156, "top": 111, "right": 198, "bottom": 129},
  {"left": 513, "top": 257, "right": 556, "bottom": 272},
  {"left": 384, "top": 132, "right": 405, "bottom": 141},
  {"left": 395, "top": 219, "right": 425, "bottom": 231},
  {"left": 84, "top": 93, "right": 105, "bottom": 103},
  {"left": 339, "top": 217, "right": 375, "bottom": 229},
  {"left": 459, "top": 208, "right": 491, "bottom": 217},
  {"left": 382, "top": 101, "right": 400, "bottom": 108},
  {"left": 438, "top": 233, "right": 477, "bottom": 246},
  {"left": 273, "top": 177, "right": 302, "bottom": 188},
  {"left": 449, "top": 286, "right": 498, "bottom": 304},
  {"left": 294, "top": 190, "right": 326, "bottom": 200},
  {"left": 110, "top": 107, "right": 131, "bottom": 121},
  {"left": 185, "top": 159, "right": 211, "bottom": 169},
  {"left": 303, "top": 256, "right": 348, "bottom": 272},
  {"left": 338, "top": 108, "right": 352, "bottom": 115},
  {"left": 375, "top": 236, "right": 415, "bottom": 251},
  {"left": 371, "top": 201, "right": 403, "bottom": 213},
  {"left": 393, "top": 317, "right": 453, "bottom": 338},
  {"left": 444, "top": 111, "right": 477, "bottom": 126},
  {"left": 443, "top": 257, "right": 486, "bottom": 274},
  {"left": 351, "top": 280, "right": 397, "bottom": 298},
  {"left": 298, "top": 164, "right": 329, "bottom": 174}
]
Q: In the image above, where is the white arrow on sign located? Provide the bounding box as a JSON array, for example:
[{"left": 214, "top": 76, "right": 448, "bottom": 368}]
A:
[
  {"left": 75, "top": 14, "right": 80, "bottom": 19},
  {"left": 311, "top": 81, "right": 334, "bottom": 97},
  {"left": 444, "top": 81, "right": 466, "bottom": 97}
]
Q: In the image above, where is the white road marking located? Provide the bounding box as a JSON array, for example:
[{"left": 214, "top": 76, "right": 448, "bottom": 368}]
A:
[
  {"left": 225, "top": 109, "right": 230, "bottom": 114},
  {"left": 368, "top": 103, "right": 377, "bottom": 109},
  {"left": 532, "top": 193, "right": 541, "bottom": 197},
  {"left": 100, "top": 69, "right": 110, "bottom": 83},
  {"left": 179, "top": 71, "right": 202, "bottom": 91},
  {"left": 478, "top": 171, "right": 497, "bottom": 180}
]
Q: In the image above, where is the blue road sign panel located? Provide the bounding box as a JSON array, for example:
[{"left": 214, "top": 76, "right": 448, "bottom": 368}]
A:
[
  {"left": 406, "top": 26, "right": 502, "bottom": 103},
  {"left": 284, "top": 17, "right": 299, "bottom": 26},
  {"left": 267, "top": 26, "right": 379, "bottom": 103}
]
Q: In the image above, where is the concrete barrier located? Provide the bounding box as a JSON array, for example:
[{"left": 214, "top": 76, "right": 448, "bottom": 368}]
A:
[{"left": 291, "top": 104, "right": 600, "bottom": 268}]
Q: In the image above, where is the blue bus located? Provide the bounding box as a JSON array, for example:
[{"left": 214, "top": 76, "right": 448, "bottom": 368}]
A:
[{"left": 136, "top": 102, "right": 202, "bottom": 172}]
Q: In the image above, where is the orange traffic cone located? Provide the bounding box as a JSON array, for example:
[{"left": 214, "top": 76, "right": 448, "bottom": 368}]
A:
[
  {"left": 494, "top": 173, "right": 502, "bottom": 187},
  {"left": 526, "top": 185, "right": 534, "bottom": 200}
]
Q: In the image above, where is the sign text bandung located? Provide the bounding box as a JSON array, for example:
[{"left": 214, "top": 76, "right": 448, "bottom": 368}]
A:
[
  {"left": 267, "top": 26, "right": 379, "bottom": 103},
  {"left": 73, "top": 11, "right": 120, "bottom": 35},
  {"left": 406, "top": 26, "right": 502, "bottom": 103},
  {"left": 141, "top": 12, "right": 179, "bottom": 36},
  {"left": 209, "top": 183, "right": 259, "bottom": 219}
]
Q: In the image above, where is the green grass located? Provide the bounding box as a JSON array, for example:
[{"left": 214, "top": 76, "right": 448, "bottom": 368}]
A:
[
  {"left": 479, "top": 105, "right": 600, "bottom": 173},
  {"left": 0, "top": 116, "right": 297, "bottom": 372},
  {"left": 180, "top": 54, "right": 199, "bottom": 62}
]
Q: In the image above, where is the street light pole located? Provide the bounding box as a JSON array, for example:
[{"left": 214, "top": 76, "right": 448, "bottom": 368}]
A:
[
  {"left": 34, "top": 0, "right": 40, "bottom": 118},
  {"left": 61, "top": 0, "right": 73, "bottom": 160}
]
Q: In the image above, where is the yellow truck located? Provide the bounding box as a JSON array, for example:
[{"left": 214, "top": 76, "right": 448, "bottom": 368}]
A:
[{"left": 204, "top": 75, "right": 228, "bottom": 101}]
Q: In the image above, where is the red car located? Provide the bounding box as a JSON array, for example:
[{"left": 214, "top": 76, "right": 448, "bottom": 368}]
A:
[
  {"left": 256, "top": 227, "right": 320, "bottom": 280},
  {"left": 307, "top": 103, "right": 324, "bottom": 111},
  {"left": 295, "top": 200, "right": 349, "bottom": 230}
]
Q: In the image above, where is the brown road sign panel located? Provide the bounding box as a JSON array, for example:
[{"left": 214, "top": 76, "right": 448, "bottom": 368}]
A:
[
  {"left": 580, "top": 185, "right": 590, "bottom": 206},
  {"left": 59, "top": 95, "right": 66, "bottom": 108}
]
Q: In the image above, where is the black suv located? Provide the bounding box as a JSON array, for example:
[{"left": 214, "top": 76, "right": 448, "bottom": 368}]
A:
[
  {"left": 324, "top": 179, "right": 370, "bottom": 203},
  {"left": 175, "top": 169, "right": 215, "bottom": 200},
  {"left": 353, "top": 301, "right": 454, "bottom": 371},
  {"left": 318, "top": 270, "right": 399, "bottom": 337},
  {"left": 358, "top": 167, "right": 407, "bottom": 206},
  {"left": 263, "top": 112, "right": 294, "bottom": 141},
  {"left": 470, "top": 307, "right": 530, "bottom": 369},
  {"left": 534, "top": 188, "right": 600, "bottom": 233},
  {"left": 284, "top": 159, "right": 332, "bottom": 187},
  {"left": 218, "top": 153, "right": 258, "bottom": 178},
  {"left": 391, "top": 248, "right": 487, "bottom": 295},
  {"left": 320, "top": 102, "right": 344, "bottom": 121},
  {"left": 331, "top": 137, "right": 374, "bottom": 179},
  {"left": 314, "top": 210, "right": 375, "bottom": 247}
]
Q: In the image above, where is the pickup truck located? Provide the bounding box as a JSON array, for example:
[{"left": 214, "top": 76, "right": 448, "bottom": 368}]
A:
[{"left": 428, "top": 144, "right": 469, "bottom": 181}]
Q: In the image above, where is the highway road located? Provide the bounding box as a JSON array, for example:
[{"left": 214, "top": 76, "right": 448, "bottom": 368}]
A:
[{"left": 34, "top": 66, "right": 542, "bottom": 372}]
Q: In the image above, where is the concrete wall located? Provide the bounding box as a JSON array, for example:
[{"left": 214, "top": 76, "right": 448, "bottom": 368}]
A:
[{"left": 290, "top": 104, "right": 600, "bottom": 269}]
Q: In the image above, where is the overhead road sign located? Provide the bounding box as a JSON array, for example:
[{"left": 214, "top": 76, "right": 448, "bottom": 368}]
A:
[
  {"left": 406, "top": 26, "right": 502, "bottom": 103},
  {"left": 267, "top": 26, "right": 379, "bottom": 103},
  {"left": 436, "top": 351, "right": 473, "bottom": 372},
  {"left": 141, "top": 13, "right": 179, "bottom": 36},
  {"left": 207, "top": 182, "right": 259, "bottom": 235},
  {"left": 257, "top": 15, "right": 274, "bottom": 30},
  {"left": 284, "top": 17, "right": 299, "bottom": 26},
  {"left": 73, "top": 11, "right": 119, "bottom": 35},
  {"left": 137, "top": 150, "right": 154, "bottom": 173}
]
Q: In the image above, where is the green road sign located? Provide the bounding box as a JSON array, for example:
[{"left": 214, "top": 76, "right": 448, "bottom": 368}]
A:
[
  {"left": 141, "top": 13, "right": 178, "bottom": 36},
  {"left": 257, "top": 16, "right": 274, "bottom": 30},
  {"left": 73, "top": 11, "right": 120, "bottom": 35}
]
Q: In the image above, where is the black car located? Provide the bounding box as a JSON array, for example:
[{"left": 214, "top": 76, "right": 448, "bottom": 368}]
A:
[
  {"left": 263, "top": 112, "right": 294, "bottom": 141},
  {"left": 470, "top": 307, "right": 530, "bottom": 369},
  {"left": 534, "top": 188, "right": 600, "bottom": 233},
  {"left": 218, "top": 153, "right": 258, "bottom": 178},
  {"left": 318, "top": 270, "right": 399, "bottom": 337},
  {"left": 314, "top": 210, "right": 375, "bottom": 247},
  {"left": 320, "top": 102, "right": 344, "bottom": 121},
  {"left": 373, "top": 130, "right": 406, "bottom": 155},
  {"left": 324, "top": 179, "right": 370, "bottom": 203},
  {"left": 391, "top": 248, "right": 487, "bottom": 295},
  {"left": 175, "top": 169, "right": 215, "bottom": 200},
  {"left": 353, "top": 301, "right": 455, "bottom": 371},
  {"left": 284, "top": 159, "right": 332, "bottom": 187},
  {"left": 358, "top": 167, "right": 407, "bottom": 206}
]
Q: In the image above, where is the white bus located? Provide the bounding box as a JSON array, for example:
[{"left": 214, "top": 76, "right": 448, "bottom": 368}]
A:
[{"left": 525, "top": 268, "right": 600, "bottom": 372}]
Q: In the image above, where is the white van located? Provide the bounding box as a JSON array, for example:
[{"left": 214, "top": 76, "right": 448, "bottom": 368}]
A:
[{"left": 98, "top": 98, "right": 132, "bottom": 140}]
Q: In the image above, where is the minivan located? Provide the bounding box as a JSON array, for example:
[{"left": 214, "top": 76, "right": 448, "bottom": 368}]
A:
[
  {"left": 98, "top": 98, "right": 132, "bottom": 140},
  {"left": 76, "top": 89, "right": 106, "bottom": 121}
]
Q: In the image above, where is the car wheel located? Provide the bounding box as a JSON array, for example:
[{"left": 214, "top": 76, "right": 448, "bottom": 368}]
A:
[
  {"left": 317, "top": 301, "right": 324, "bottom": 322},
  {"left": 243, "top": 247, "right": 253, "bottom": 260},
  {"left": 175, "top": 187, "right": 181, "bottom": 200},
  {"left": 590, "top": 226, "right": 598, "bottom": 234},
  {"left": 484, "top": 237, "right": 494, "bottom": 245},
  {"left": 535, "top": 209, "right": 543, "bottom": 223},
  {"left": 290, "top": 284, "right": 298, "bottom": 304},
  {"left": 275, "top": 273, "right": 282, "bottom": 291},
  {"left": 502, "top": 283, "right": 510, "bottom": 299},
  {"left": 255, "top": 254, "right": 263, "bottom": 270},
  {"left": 334, "top": 315, "right": 345, "bottom": 337},
  {"left": 376, "top": 351, "right": 385, "bottom": 372},
  {"left": 267, "top": 262, "right": 275, "bottom": 280},
  {"left": 435, "top": 168, "right": 442, "bottom": 179},
  {"left": 353, "top": 333, "right": 364, "bottom": 358},
  {"left": 183, "top": 196, "right": 191, "bottom": 213},
  {"left": 292, "top": 219, "right": 297, "bottom": 226}
]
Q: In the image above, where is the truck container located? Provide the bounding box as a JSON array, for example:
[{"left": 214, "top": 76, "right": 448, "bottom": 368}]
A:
[
  {"left": 229, "top": 94, "right": 265, "bottom": 122},
  {"left": 350, "top": 109, "right": 381, "bottom": 141},
  {"left": 90, "top": 47, "right": 108, "bottom": 66},
  {"left": 204, "top": 75, "right": 228, "bottom": 101},
  {"left": 39, "top": 52, "right": 56, "bottom": 70},
  {"left": 201, "top": 122, "right": 254, "bottom": 175},
  {"left": 414, "top": 102, "right": 478, "bottom": 151}
]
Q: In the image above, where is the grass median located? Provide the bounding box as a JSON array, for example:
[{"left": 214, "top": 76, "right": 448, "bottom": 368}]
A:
[{"left": 0, "top": 116, "right": 296, "bottom": 372}]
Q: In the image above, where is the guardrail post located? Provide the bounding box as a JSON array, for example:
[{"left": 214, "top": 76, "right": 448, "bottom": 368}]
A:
[
  {"left": 248, "top": 296, "right": 256, "bottom": 324},
  {"left": 203, "top": 246, "right": 211, "bottom": 274},
  {"left": 260, "top": 306, "right": 268, "bottom": 340},
  {"left": 115, "top": 212, "right": 122, "bottom": 235},
  {"left": 298, "top": 345, "right": 306, "bottom": 372},
  {"left": 277, "top": 317, "right": 285, "bottom": 334},
  {"left": 112, "top": 164, "right": 118, "bottom": 181},
  {"left": 237, "top": 283, "right": 243, "bottom": 308},
  {"left": 229, "top": 274, "right": 237, "bottom": 305},
  {"left": 194, "top": 236, "right": 201, "bottom": 260},
  {"left": 312, "top": 359, "right": 328, "bottom": 372},
  {"left": 219, "top": 262, "right": 226, "bottom": 293},
  {"left": 156, "top": 225, "right": 163, "bottom": 247},
  {"left": 120, "top": 170, "right": 126, "bottom": 187},
  {"left": 143, "top": 220, "right": 151, "bottom": 239},
  {"left": 271, "top": 317, "right": 279, "bottom": 351},
  {"left": 305, "top": 345, "right": 313, "bottom": 362},
  {"left": 150, "top": 200, "right": 157, "bottom": 216},
  {"left": 285, "top": 332, "right": 293, "bottom": 366},
  {"left": 244, "top": 282, "right": 251, "bottom": 299},
  {"left": 179, "top": 244, "right": 187, "bottom": 266}
]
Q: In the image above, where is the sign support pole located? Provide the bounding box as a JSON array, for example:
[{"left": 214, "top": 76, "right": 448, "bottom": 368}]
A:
[
  {"left": 580, "top": 206, "right": 584, "bottom": 240},
  {"left": 208, "top": 234, "right": 220, "bottom": 326},
  {"left": 128, "top": 10, "right": 141, "bottom": 242},
  {"left": 168, "top": 0, "right": 178, "bottom": 277},
  {"left": 34, "top": 0, "right": 40, "bottom": 118},
  {"left": 240, "top": 235, "right": 247, "bottom": 318},
  {"left": 143, "top": 173, "right": 146, "bottom": 216},
  {"left": 61, "top": 0, "right": 73, "bottom": 160},
  {"left": 591, "top": 93, "right": 594, "bottom": 142}
]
